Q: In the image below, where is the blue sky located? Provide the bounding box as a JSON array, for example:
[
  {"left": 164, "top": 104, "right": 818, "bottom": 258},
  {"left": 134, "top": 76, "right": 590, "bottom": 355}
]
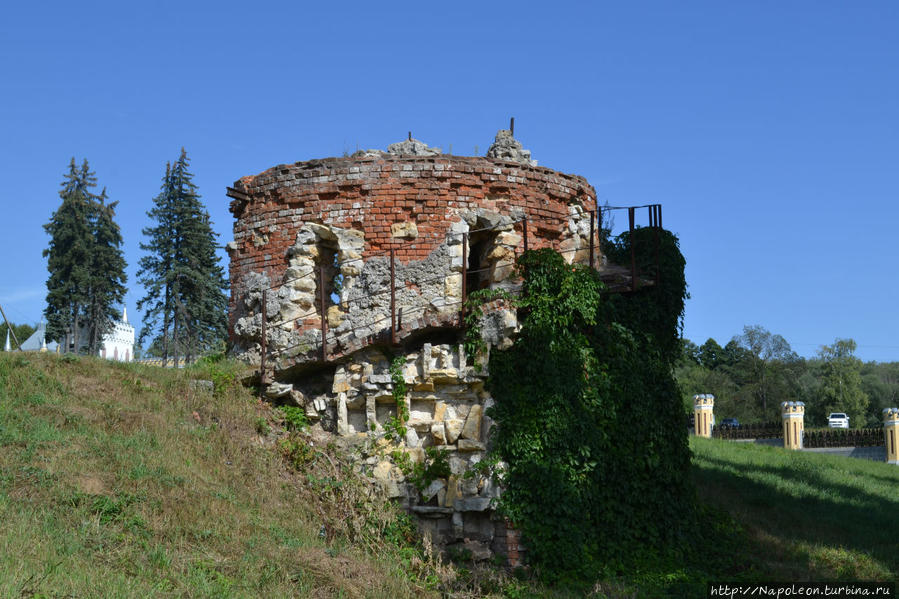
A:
[{"left": 2, "top": 1, "right": 897, "bottom": 361}]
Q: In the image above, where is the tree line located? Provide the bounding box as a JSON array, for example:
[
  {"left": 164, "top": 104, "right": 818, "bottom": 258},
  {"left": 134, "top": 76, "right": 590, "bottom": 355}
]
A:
[
  {"left": 41, "top": 150, "right": 227, "bottom": 364},
  {"left": 676, "top": 325, "right": 897, "bottom": 428}
]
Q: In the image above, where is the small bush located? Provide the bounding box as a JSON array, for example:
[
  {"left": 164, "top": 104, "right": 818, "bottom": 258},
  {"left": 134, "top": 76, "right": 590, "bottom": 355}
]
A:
[{"left": 278, "top": 405, "right": 308, "bottom": 431}]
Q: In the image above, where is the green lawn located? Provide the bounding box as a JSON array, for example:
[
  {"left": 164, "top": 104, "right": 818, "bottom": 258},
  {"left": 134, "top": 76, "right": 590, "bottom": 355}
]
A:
[{"left": 691, "top": 436, "right": 898, "bottom": 581}]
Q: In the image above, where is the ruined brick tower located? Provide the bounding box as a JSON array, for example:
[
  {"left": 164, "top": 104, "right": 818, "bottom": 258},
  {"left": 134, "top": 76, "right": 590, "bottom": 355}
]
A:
[{"left": 224, "top": 131, "right": 602, "bottom": 558}]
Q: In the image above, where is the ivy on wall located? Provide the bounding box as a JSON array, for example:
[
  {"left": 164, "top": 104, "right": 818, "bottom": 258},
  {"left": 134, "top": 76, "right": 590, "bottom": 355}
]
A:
[{"left": 485, "top": 229, "right": 692, "bottom": 583}]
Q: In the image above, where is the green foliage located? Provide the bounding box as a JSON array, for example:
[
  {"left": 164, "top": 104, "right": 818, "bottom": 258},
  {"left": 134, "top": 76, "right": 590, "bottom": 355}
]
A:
[
  {"left": 383, "top": 355, "right": 409, "bottom": 442},
  {"left": 188, "top": 353, "right": 241, "bottom": 395},
  {"left": 277, "top": 405, "right": 309, "bottom": 431},
  {"left": 137, "top": 149, "right": 229, "bottom": 366},
  {"left": 486, "top": 240, "right": 694, "bottom": 583},
  {"left": 0, "top": 322, "right": 35, "bottom": 351},
  {"left": 43, "top": 158, "right": 127, "bottom": 354},
  {"left": 392, "top": 447, "right": 452, "bottom": 493},
  {"left": 463, "top": 288, "right": 515, "bottom": 367},
  {"left": 818, "top": 339, "right": 869, "bottom": 428}
]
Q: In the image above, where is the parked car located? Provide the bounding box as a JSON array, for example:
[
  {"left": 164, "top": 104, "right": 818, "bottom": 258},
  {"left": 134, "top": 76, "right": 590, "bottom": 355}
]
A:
[
  {"left": 828, "top": 412, "right": 850, "bottom": 428},
  {"left": 720, "top": 418, "right": 740, "bottom": 428}
]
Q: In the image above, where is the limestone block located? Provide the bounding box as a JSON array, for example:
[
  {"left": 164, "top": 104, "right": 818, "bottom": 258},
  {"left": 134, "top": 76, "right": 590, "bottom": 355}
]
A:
[
  {"left": 337, "top": 393, "right": 349, "bottom": 436},
  {"left": 368, "top": 373, "right": 392, "bottom": 384},
  {"left": 452, "top": 511, "right": 464, "bottom": 539},
  {"left": 413, "top": 382, "right": 435, "bottom": 392},
  {"left": 332, "top": 377, "right": 352, "bottom": 394},
  {"left": 405, "top": 427, "right": 420, "bottom": 448},
  {"left": 496, "top": 231, "right": 522, "bottom": 247},
  {"left": 366, "top": 395, "right": 377, "bottom": 429},
  {"left": 421, "top": 478, "right": 446, "bottom": 502},
  {"left": 285, "top": 273, "right": 316, "bottom": 292},
  {"left": 408, "top": 416, "right": 432, "bottom": 432},
  {"left": 433, "top": 401, "right": 448, "bottom": 422},
  {"left": 307, "top": 222, "right": 337, "bottom": 242},
  {"left": 448, "top": 456, "right": 468, "bottom": 476},
  {"left": 457, "top": 439, "right": 486, "bottom": 452},
  {"left": 444, "top": 274, "right": 462, "bottom": 299},
  {"left": 462, "top": 475, "right": 479, "bottom": 497},
  {"left": 559, "top": 236, "right": 580, "bottom": 264},
  {"left": 347, "top": 363, "right": 362, "bottom": 373},
  {"left": 265, "top": 382, "right": 293, "bottom": 399},
  {"left": 430, "top": 369, "right": 459, "bottom": 384},
  {"left": 327, "top": 305, "right": 344, "bottom": 328},
  {"left": 406, "top": 447, "right": 425, "bottom": 465},
  {"left": 444, "top": 476, "right": 461, "bottom": 508},
  {"left": 391, "top": 221, "right": 419, "bottom": 239},
  {"left": 454, "top": 497, "right": 491, "bottom": 512},
  {"left": 431, "top": 422, "right": 447, "bottom": 445},
  {"left": 461, "top": 405, "right": 483, "bottom": 441},
  {"left": 445, "top": 419, "right": 463, "bottom": 444}
]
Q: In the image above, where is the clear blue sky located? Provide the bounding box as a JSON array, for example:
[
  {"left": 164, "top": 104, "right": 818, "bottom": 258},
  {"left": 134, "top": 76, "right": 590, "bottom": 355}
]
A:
[{"left": 2, "top": 2, "right": 897, "bottom": 361}]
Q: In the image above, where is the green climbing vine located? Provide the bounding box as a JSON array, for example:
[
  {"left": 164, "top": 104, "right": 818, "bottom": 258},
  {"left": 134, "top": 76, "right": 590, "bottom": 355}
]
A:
[
  {"left": 462, "top": 288, "right": 515, "bottom": 368},
  {"left": 485, "top": 233, "right": 692, "bottom": 583},
  {"left": 383, "top": 355, "right": 409, "bottom": 443}
]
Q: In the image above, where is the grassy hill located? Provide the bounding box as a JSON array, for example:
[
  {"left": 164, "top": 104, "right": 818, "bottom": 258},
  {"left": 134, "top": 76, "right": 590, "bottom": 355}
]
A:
[
  {"left": 1, "top": 352, "right": 896, "bottom": 597},
  {"left": 0, "top": 352, "right": 446, "bottom": 598}
]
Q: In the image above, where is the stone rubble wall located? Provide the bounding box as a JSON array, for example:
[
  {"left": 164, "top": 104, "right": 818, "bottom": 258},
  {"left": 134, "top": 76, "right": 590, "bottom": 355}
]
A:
[
  {"left": 227, "top": 154, "right": 597, "bottom": 373},
  {"left": 272, "top": 342, "right": 511, "bottom": 559}
]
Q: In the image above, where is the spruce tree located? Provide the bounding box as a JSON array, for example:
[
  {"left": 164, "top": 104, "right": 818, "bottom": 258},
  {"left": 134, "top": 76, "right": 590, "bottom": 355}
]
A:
[
  {"left": 137, "top": 149, "right": 228, "bottom": 365},
  {"left": 85, "top": 188, "right": 128, "bottom": 354},
  {"left": 44, "top": 159, "right": 126, "bottom": 353}
]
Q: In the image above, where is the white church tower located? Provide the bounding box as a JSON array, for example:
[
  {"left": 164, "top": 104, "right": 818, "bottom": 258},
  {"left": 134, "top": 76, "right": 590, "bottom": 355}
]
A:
[{"left": 100, "top": 307, "right": 135, "bottom": 362}]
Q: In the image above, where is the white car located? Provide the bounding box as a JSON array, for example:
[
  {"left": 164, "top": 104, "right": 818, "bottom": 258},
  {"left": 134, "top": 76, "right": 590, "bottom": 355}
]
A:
[{"left": 828, "top": 412, "right": 850, "bottom": 428}]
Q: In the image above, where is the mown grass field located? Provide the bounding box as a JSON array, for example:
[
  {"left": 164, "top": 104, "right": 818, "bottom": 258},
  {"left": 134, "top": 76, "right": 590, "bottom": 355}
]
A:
[{"left": 2, "top": 351, "right": 896, "bottom": 598}]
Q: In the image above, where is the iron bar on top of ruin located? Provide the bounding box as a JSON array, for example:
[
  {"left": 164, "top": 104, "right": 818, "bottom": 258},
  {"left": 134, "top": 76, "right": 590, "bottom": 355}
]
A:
[
  {"left": 260, "top": 289, "right": 267, "bottom": 399},
  {"left": 390, "top": 247, "right": 397, "bottom": 345},
  {"left": 629, "top": 206, "right": 637, "bottom": 292},
  {"left": 319, "top": 265, "right": 327, "bottom": 361}
]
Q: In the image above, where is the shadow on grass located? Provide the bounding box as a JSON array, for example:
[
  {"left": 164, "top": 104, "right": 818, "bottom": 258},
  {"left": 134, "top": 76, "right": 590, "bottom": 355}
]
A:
[{"left": 692, "top": 452, "right": 898, "bottom": 578}]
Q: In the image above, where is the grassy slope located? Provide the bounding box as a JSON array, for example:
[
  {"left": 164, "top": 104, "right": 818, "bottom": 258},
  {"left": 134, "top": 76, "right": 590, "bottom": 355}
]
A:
[
  {"left": 0, "top": 352, "right": 435, "bottom": 598},
  {"left": 691, "top": 436, "right": 899, "bottom": 582},
  {"left": 3, "top": 351, "right": 895, "bottom": 597}
]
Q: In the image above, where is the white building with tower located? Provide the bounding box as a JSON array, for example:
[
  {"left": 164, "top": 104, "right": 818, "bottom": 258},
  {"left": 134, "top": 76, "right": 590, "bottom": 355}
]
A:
[{"left": 9, "top": 308, "right": 134, "bottom": 362}]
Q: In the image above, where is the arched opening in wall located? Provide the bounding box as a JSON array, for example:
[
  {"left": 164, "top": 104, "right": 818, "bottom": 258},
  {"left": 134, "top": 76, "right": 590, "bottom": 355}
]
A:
[
  {"left": 466, "top": 231, "right": 499, "bottom": 293},
  {"left": 317, "top": 243, "right": 343, "bottom": 309}
]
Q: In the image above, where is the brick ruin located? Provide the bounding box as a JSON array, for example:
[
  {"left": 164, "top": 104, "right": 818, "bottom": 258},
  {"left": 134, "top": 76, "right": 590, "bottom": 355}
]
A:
[{"left": 226, "top": 131, "right": 600, "bottom": 560}]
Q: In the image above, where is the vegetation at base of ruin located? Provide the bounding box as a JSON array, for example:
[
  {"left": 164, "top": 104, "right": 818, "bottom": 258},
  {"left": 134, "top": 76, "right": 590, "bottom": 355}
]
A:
[
  {"left": 278, "top": 404, "right": 309, "bottom": 431},
  {"left": 462, "top": 288, "right": 516, "bottom": 369},
  {"left": 137, "top": 148, "right": 229, "bottom": 367},
  {"left": 691, "top": 436, "right": 898, "bottom": 582},
  {"left": 484, "top": 231, "right": 694, "bottom": 585},
  {"left": 383, "top": 354, "right": 409, "bottom": 442},
  {"left": 43, "top": 158, "right": 127, "bottom": 353},
  {"left": 676, "top": 330, "right": 891, "bottom": 428},
  {"left": 392, "top": 447, "right": 452, "bottom": 493}
]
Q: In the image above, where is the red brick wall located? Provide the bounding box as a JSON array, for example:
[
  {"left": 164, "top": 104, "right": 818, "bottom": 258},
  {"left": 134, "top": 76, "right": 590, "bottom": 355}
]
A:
[{"left": 226, "top": 154, "right": 597, "bottom": 340}]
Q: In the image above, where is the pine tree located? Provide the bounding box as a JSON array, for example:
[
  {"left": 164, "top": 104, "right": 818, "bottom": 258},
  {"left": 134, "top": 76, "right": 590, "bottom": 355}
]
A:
[
  {"left": 44, "top": 159, "right": 126, "bottom": 353},
  {"left": 85, "top": 188, "right": 128, "bottom": 354},
  {"left": 137, "top": 149, "right": 228, "bottom": 365}
]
